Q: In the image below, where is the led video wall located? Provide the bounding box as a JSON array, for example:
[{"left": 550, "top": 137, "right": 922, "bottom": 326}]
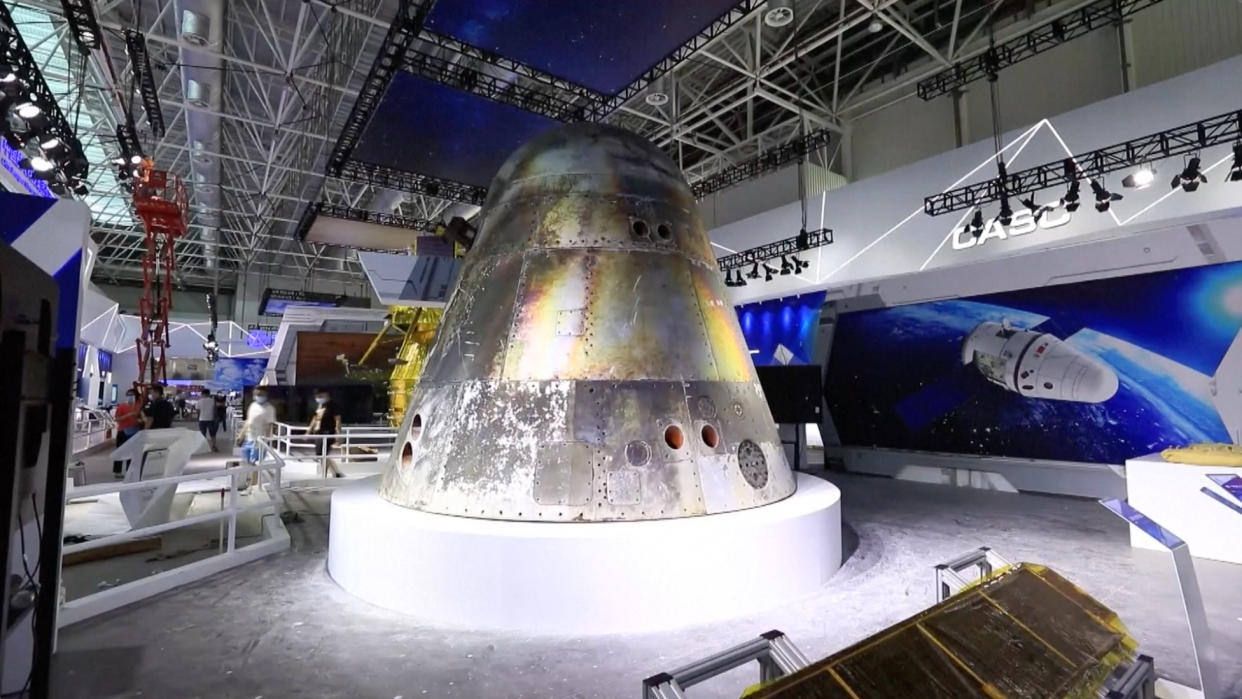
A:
[
  {"left": 737, "top": 291, "right": 827, "bottom": 366},
  {"left": 827, "top": 261, "right": 1242, "bottom": 465}
]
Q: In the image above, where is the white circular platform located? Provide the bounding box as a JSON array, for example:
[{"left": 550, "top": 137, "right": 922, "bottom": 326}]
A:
[{"left": 327, "top": 473, "right": 842, "bottom": 634}]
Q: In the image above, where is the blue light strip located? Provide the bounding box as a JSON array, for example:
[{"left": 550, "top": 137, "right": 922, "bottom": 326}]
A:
[{"left": 0, "top": 138, "right": 55, "bottom": 198}]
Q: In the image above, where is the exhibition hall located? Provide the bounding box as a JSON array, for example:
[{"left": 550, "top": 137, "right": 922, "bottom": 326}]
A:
[{"left": 1, "top": 0, "right": 1241, "bottom": 697}]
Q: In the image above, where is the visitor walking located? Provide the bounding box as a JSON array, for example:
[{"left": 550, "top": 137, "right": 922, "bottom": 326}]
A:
[
  {"left": 197, "top": 389, "right": 218, "bottom": 451},
  {"left": 142, "top": 384, "right": 175, "bottom": 429},
  {"left": 308, "top": 388, "right": 344, "bottom": 478}
]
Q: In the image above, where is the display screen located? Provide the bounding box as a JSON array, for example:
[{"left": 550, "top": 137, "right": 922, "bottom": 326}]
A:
[
  {"left": 258, "top": 288, "right": 367, "bottom": 317},
  {"left": 827, "top": 261, "right": 1242, "bottom": 465},
  {"left": 353, "top": 73, "right": 558, "bottom": 187},
  {"left": 425, "top": 0, "right": 743, "bottom": 94},
  {"left": 97, "top": 348, "right": 113, "bottom": 373},
  {"left": 737, "top": 291, "right": 827, "bottom": 366}
]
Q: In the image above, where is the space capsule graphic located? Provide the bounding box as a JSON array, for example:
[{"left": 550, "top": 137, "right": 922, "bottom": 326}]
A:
[
  {"left": 378, "top": 123, "right": 795, "bottom": 521},
  {"left": 961, "top": 321, "right": 1118, "bottom": 403}
]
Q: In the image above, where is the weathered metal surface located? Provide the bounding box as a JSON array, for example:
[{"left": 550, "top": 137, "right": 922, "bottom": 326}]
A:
[{"left": 380, "top": 123, "right": 794, "bottom": 521}]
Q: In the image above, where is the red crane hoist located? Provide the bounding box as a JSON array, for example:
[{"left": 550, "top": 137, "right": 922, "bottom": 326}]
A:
[{"left": 130, "top": 160, "right": 187, "bottom": 393}]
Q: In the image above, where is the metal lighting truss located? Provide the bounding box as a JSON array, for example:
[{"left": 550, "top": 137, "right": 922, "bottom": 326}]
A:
[
  {"left": 402, "top": 49, "right": 590, "bottom": 122},
  {"left": 324, "top": 0, "right": 430, "bottom": 177},
  {"left": 0, "top": 2, "right": 88, "bottom": 172},
  {"left": 123, "top": 29, "right": 164, "bottom": 139},
  {"left": 335, "top": 160, "right": 488, "bottom": 206},
  {"left": 917, "top": 0, "right": 1166, "bottom": 99},
  {"left": 58, "top": 0, "right": 102, "bottom": 52},
  {"left": 692, "top": 128, "right": 832, "bottom": 199},
  {"left": 924, "top": 109, "right": 1242, "bottom": 215},
  {"left": 717, "top": 228, "right": 834, "bottom": 271}
]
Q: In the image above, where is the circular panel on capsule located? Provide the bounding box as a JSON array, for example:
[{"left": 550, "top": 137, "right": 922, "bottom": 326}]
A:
[{"left": 737, "top": 439, "right": 768, "bottom": 489}]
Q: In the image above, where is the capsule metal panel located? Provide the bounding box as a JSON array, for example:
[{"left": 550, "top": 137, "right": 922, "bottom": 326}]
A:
[{"left": 379, "top": 123, "right": 794, "bottom": 522}]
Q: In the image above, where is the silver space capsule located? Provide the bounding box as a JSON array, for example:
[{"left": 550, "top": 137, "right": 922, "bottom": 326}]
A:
[
  {"left": 961, "top": 320, "right": 1118, "bottom": 403},
  {"left": 379, "top": 123, "right": 795, "bottom": 521}
]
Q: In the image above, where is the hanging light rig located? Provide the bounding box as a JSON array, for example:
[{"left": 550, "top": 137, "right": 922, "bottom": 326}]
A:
[{"left": 131, "top": 158, "right": 188, "bottom": 392}]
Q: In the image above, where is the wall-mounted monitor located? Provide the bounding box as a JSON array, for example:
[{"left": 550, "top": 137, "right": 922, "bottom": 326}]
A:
[{"left": 258, "top": 288, "right": 370, "bottom": 317}]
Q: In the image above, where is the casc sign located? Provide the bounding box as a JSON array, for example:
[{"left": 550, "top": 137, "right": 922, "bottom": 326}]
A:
[{"left": 951, "top": 206, "right": 1071, "bottom": 251}]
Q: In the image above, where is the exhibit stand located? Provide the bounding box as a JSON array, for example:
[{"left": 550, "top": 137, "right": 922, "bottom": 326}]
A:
[
  {"left": 328, "top": 473, "right": 842, "bottom": 634},
  {"left": 109, "top": 428, "right": 208, "bottom": 529},
  {"left": 1125, "top": 454, "right": 1242, "bottom": 565}
]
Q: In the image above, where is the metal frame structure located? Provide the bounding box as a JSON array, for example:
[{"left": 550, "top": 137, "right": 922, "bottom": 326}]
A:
[
  {"left": 924, "top": 109, "right": 1242, "bottom": 215},
  {"left": 316, "top": 202, "right": 437, "bottom": 233},
  {"left": 642, "top": 630, "right": 811, "bottom": 699},
  {"left": 717, "top": 228, "right": 834, "bottom": 271},
  {"left": 917, "top": 0, "right": 1165, "bottom": 99},
  {"left": 6, "top": 0, "right": 1116, "bottom": 291}
]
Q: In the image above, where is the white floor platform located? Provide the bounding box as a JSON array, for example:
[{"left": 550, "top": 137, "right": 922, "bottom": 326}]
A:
[
  {"left": 328, "top": 472, "right": 842, "bottom": 634},
  {"left": 1126, "top": 453, "right": 1242, "bottom": 565}
]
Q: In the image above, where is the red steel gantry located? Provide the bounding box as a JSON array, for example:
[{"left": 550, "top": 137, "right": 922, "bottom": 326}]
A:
[{"left": 131, "top": 160, "right": 188, "bottom": 391}]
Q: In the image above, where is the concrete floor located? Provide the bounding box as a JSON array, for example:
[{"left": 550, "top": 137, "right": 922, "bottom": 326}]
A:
[{"left": 51, "top": 471, "right": 1242, "bottom": 699}]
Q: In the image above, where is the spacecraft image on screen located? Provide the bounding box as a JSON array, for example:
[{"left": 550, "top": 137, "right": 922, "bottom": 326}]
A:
[{"left": 961, "top": 320, "right": 1119, "bottom": 404}]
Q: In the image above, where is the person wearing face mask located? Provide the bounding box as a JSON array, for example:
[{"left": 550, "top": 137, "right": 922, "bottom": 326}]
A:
[
  {"left": 237, "top": 387, "right": 276, "bottom": 470},
  {"left": 308, "top": 388, "right": 343, "bottom": 478},
  {"left": 141, "top": 384, "right": 175, "bottom": 430}
]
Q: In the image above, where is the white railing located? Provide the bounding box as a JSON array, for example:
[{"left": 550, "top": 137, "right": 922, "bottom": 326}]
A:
[
  {"left": 58, "top": 444, "right": 290, "bottom": 627},
  {"left": 72, "top": 406, "right": 115, "bottom": 455},
  {"left": 263, "top": 421, "right": 398, "bottom": 477}
]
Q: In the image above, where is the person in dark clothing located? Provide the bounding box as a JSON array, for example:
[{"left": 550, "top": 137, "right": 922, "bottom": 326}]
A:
[
  {"left": 142, "top": 384, "right": 175, "bottom": 429},
  {"left": 308, "top": 388, "right": 343, "bottom": 478},
  {"left": 214, "top": 392, "right": 228, "bottom": 432},
  {"left": 112, "top": 389, "right": 142, "bottom": 478}
]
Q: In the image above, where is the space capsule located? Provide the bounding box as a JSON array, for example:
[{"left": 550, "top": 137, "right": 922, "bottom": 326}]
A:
[
  {"left": 378, "top": 123, "right": 795, "bottom": 522},
  {"left": 961, "top": 321, "right": 1118, "bottom": 403}
]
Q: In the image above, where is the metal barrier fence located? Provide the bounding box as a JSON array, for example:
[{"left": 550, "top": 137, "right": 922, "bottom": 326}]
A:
[
  {"left": 263, "top": 421, "right": 398, "bottom": 477},
  {"left": 58, "top": 440, "right": 290, "bottom": 626},
  {"left": 72, "top": 406, "right": 115, "bottom": 455}
]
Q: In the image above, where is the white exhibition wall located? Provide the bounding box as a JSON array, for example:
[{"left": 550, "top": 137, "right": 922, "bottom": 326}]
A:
[{"left": 715, "top": 55, "right": 1242, "bottom": 304}]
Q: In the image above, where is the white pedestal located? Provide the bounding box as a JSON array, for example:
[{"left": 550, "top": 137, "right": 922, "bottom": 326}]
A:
[
  {"left": 1126, "top": 453, "right": 1242, "bottom": 565},
  {"left": 328, "top": 473, "right": 842, "bottom": 634}
]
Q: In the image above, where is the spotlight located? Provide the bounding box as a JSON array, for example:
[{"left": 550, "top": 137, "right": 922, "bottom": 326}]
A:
[
  {"left": 1172, "top": 156, "right": 1207, "bottom": 192},
  {"left": 15, "top": 101, "right": 41, "bottom": 120},
  {"left": 129, "top": 154, "right": 142, "bottom": 165},
  {"left": 780, "top": 256, "right": 793, "bottom": 275},
  {"left": 791, "top": 255, "right": 807, "bottom": 272},
  {"left": 1121, "top": 165, "right": 1156, "bottom": 189},
  {"left": 71, "top": 182, "right": 89, "bottom": 197},
  {"left": 796, "top": 227, "right": 809, "bottom": 250},
  {"left": 1229, "top": 144, "right": 1242, "bottom": 183},
  {"left": 868, "top": 13, "right": 883, "bottom": 32},
  {"left": 969, "top": 209, "right": 984, "bottom": 238},
  {"left": 1091, "top": 179, "right": 1122, "bottom": 212},
  {"left": 723, "top": 269, "right": 734, "bottom": 287},
  {"left": 1061, "top": 180, "right": 1081, "bottom": 212},
  {"left": 40, "top": 136, "right": 62, "bottom": 152},
  {"left": 746, "top": 262, "right": 760, "bottom": 280},
  {"left": 763, "top": 264, "right": 777, "bottom": 282},
  {"left": 1019, "top": 196, "right": 1049, "bottom": 222},
  {"left": 997, "top": 196, "right": 1014, "bottom": 226}
]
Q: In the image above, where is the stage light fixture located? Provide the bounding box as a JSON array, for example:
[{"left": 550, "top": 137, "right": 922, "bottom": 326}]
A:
[
  {"left": 129, "top": 153, "right": 142, "bottom": 165},
  {"left": 796, "top": 227, "right": 809, "bottom": 250},
  {"left": 1019, "top": 196, "right": 1050, "bottom": 222},
  {"left": 763, "top": 264, "right": 777, "bottom": 282},
  {"left": 747, "top": 262, "right": 760, "bottom": 280},
  {"left": 791, "top": 255, "right": 807, "bottom": 272},
  {"left": 997, "top": 196, "right": 1014, "bottom": 226},
  {"left": 1121, "top": 164, "right": 1156, "bottom": 189},
  {"left": 779, "top": 256, "right": 793, "bottom": 275},
  {"left": 71, "top": 182, "right": 89, "bottom": 196},
  {"left": 1172, "top": 156, "right": 1207, "bottom": 192},
  {"left": 1060, "top": 180, "right": 1081, "bottom": 212},
  {"left": 868, "top": 11, "right": 883, "bottom": 32},
  {"left": 969, "top": 209, "right": 984, "bottom": 237},
  {"left": 1091, "top": 179, "right": 1122, "bottom": 212},
  {"left": 1229, "top": 144, "right": 1242, "bottom": 182}
]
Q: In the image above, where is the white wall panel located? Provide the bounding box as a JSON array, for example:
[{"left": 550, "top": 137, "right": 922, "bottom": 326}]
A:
[{"left": 1130, "top": 0, "right": 1242, "bottom": 88}]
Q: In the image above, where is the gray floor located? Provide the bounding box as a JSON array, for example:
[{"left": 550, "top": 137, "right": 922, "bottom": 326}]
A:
[{"left": 52, "top": 471, "right": 1242, "bottom": 699}]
